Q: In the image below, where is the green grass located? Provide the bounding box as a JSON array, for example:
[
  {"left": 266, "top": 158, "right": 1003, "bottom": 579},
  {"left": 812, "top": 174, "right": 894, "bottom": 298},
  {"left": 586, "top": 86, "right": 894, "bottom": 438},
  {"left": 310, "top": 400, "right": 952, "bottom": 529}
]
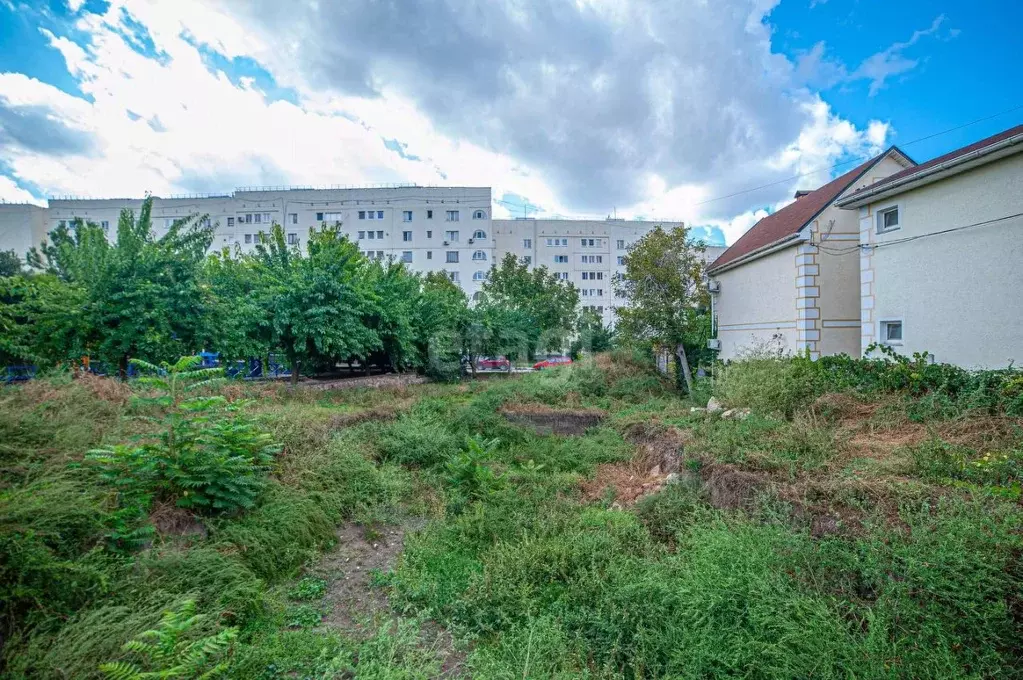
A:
[{"left": 1, "top": 357, "right": 1021, "bottom": 678}]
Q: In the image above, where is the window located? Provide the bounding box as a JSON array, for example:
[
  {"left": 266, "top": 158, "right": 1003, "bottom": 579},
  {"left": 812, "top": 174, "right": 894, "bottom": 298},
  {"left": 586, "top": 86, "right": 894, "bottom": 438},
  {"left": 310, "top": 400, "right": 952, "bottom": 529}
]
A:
[
  {"left": 472, "top": 291, "right": 483, "bottom": 302},
  {"left": 880, "top": 320, "right": 903, "bottom": 345},
  {"left": 359, "top": 211, "right": 366, "bottom": 219},
  {"left": 427, "top": 210, "right": 433, "bottom": 219},
  {"left": 323, "top": 212, "right": 343, "bottom": 222},
  {"left": 367, "top": 211, "right": 375, "bottom": 220},
  {"left": 426, "top": 251, "right": 432, "bottom": 260},
  {"left": 403, "top": 210, "right": 413, "bottom": 222},
  {"left": 58, "top": 220, "right": 66, "bottom": 228},
  {"left": 377, "top": 210, "right": 384, "bottom": 219},
  {"left": 263, "top": 213, "right": 271, "bottom": 223},
  {"left": 426, "top": 230, "right": 433, "bottom": 239},
  {"left": 287, "top": 233, "right": 299, "bottom": 245},
  {"left": 244, "top": 234, "right": 252, "bottom": 244},
  {"left": 877, "top": 206, "right": 900, "bottom": 233},
  {"left": 617, "top": 256, "right": 625, "bottom": 266},
  {"left": 376, "top": 230, "right": 384, "bottom": 239},
  {"left": 523, "top": 255, "right": 532, "bottom": 265},
  {"left": 473, "top": 209, "right": 486, "bottom": 219},
  {"left": 473, "top": 270, "right": 486, "bottom": 281},
  {"left": 473, "top": 229, "right": 486, "bottom": 240},
  {"left": 358, "top": 231, "right": 365, "bottom": 239},
  {"left": 523, "top": 238, "right": 532, "bottom": 249},
  {"left": 403, "top": 230, "right": 412, "bottom": 242},
  {"left": 555, "top": 255, "right": 568, "bottom": 263},
  {"left": 447, "top": 271, "right": 459, "bottom": 282},
  {"left": 244, "top": 213, "right": 252, "bottom": 224},
  {"left": 445, "top": 230, "right": 459, "bottom": 242},
  {"left": 545, "top": 237, "right": 567, "bottom": 247},
  {"left": 597, "top": 289, "right": 603, "bottom": 297},
  {"left": 616, "top": 239, "right": 625, "bottom": 249},
  {"left": 472, "top": 250, "right": 487, "bottom": 261},
  {"left": 402, "top": 251, "right": 413, "bottom": 263},
  {"left": 165, "top": 218, "right": 175, "bottom": 228},
  {"left": 316, "top": 212, "right": 324, "bottom": 221},
  {"left": 446, "top": 251, "right": 459, "bottom": 263},
  {"left": 290, "top": 213, "right": 298, "bottom": 224},
  {"left": 376, "top": 250, "right": 384, "bottom": 259},
  {"left": 367, "top": 231, "right": 376, "bottom": 240},
  {"left": 556, "top": 272, "right": 569, "bottom": 281},
  {"left": 101, "top": 220, "right": 109, "bottom": 230},
  {"left": 227, "top": 217, "right": 235, "bottom": 227},
  {"left": 446, "top": 210, "right": 460, "bottom": 222},
  {"left": 254, "top": 213, "right": 261, "bottom": 224}
]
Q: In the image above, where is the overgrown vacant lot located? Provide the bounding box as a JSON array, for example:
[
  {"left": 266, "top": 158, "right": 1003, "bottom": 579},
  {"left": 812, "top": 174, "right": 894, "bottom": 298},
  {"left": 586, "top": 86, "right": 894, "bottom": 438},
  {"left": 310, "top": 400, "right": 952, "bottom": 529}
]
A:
[{"left": 2, "top": 353, "right": 1021, "bottom": 678}]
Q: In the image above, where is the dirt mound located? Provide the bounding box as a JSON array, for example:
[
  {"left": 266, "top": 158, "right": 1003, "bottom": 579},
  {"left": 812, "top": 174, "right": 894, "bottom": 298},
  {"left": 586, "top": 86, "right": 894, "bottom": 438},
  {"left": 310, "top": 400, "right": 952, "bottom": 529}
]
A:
[
  {"left": 327, "top": 406, "right": 404, "bottom": 430},
  {"left": 622, "top": 422, "right": 689, "bottom": 475},
  {"left": 703, "top": 464, "right": 767, "bottom": 510},
  {"left": 501, "top": 405, "right": 604, "bottom": 435},
  {"left": 150, "top": 502, "right": 207, "bottom": 539},
  {"left": 580, "top": 462, "right": 674, "bottom": 505}
]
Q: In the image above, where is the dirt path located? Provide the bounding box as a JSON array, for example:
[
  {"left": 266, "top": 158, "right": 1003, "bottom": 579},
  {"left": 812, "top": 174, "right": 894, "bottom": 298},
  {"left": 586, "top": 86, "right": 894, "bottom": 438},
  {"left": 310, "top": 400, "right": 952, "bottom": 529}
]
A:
[{"left": 310, "top": 519, "right": 465, "bottom": 677}]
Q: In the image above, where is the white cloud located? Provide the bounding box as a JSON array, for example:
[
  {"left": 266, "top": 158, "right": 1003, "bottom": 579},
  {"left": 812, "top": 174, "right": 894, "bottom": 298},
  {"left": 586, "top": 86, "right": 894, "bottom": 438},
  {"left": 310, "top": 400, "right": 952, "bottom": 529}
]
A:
[
  {"left": 0, "top": 175, "right": 41, "bottom": 205},
  {"left": 0, "top": 0, "right": 898, "bottom": 245}
]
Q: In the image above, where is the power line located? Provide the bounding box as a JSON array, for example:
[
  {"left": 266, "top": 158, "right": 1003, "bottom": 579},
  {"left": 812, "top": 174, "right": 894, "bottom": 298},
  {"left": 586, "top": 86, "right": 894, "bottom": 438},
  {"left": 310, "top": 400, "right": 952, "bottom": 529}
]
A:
[
  {"left": 695, "top": 103, "right": 1023, "bottom": 207},
  {"left": 812, "top": 212, "right": 1023, "bottom": 256}
]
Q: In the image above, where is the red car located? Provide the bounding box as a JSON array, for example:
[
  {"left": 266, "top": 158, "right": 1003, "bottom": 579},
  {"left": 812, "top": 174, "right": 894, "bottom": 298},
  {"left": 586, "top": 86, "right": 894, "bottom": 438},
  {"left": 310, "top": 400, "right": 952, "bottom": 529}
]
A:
[
  {"left": 532, "top": 356, "right": 572, "bottom": 370},
  {"left": 477, "top": 356, "right": 511, "bottom": 371}
]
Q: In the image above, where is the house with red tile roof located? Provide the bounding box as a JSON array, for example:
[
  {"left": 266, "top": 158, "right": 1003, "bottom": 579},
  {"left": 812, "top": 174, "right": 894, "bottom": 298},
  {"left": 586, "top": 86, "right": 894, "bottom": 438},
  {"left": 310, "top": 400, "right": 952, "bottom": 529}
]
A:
[
  {"left": 707, "top": 148, "right": 915, "bottom": 360},
  {"left": 836, "top": 124, "right": 1023, "bottom": 368}
]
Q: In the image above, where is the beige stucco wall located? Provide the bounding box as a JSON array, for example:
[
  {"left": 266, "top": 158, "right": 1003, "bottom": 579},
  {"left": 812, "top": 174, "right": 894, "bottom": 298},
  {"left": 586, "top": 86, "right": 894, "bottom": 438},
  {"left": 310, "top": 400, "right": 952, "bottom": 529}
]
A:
[
  {"left": 714, "top": 245, "right": 798, "bottom": 359},
  {"left": 858, "top": 151, "right": 1023, "bottom": 368}
]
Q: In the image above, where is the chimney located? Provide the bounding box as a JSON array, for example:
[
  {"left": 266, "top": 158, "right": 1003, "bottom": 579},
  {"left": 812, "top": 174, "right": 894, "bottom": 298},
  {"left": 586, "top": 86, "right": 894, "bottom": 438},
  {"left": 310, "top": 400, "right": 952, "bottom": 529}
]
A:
[{"left": 794, "top": 190, "right": 812, "bottom": 199}]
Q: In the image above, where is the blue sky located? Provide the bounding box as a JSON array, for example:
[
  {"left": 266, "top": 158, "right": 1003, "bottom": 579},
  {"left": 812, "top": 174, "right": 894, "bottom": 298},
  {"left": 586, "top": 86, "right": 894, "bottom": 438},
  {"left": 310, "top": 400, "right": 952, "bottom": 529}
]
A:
[{"left": 0, "top": 0, "right": 1019, "bottom": 246}]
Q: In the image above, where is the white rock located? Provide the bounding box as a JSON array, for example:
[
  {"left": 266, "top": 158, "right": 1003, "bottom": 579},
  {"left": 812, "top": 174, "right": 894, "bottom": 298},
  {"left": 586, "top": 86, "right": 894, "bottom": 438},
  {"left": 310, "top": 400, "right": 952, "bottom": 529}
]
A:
[
  {"left": 706, "top": 397, "right": 724, "bottom": 413},
  {"left": 690, "top": 407, "right": 706, "bottom": 414},
  {"left": 665, "top": 473, "right": 680, "bottom": 484}
]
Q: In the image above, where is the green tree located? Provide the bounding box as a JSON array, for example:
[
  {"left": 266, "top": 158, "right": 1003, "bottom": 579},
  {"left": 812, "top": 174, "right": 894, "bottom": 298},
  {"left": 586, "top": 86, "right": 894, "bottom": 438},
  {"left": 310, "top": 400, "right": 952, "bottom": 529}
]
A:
[
  {"left": 365, "top": 260, "right": 422, "bottom": 372},
  {"left": 613, "top": 225, "right": 708, "bottom": 393},
  {"left": 199, "top": 251, "right": 269, "bottom": 363},
  {"left": 251, "top": 223, "right": 380, "bottom": 384},
  {"left": 0, "top": 249, "right": 23, "bottom": 277},
  {"left": 479, "top": 253, "right": 579, "bottom": 359},
  {"left": 28, "top": 197, "right": 214, "bottom": 376},
  {"left": 570, "top": 310, "right": 614, "bottom": 359},
  {"left": 416, "top": 272, "right": 470, "bottom": 379}
]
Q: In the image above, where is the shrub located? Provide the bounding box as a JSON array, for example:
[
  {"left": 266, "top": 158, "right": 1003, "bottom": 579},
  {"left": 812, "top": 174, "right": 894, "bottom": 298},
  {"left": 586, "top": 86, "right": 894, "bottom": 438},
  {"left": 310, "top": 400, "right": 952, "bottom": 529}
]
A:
[
  {"left": 715, "top": 355, "right": 823, "bottom": 418},
  {"left": 376, "top": 414, "right": 462, "bottom": 467}
]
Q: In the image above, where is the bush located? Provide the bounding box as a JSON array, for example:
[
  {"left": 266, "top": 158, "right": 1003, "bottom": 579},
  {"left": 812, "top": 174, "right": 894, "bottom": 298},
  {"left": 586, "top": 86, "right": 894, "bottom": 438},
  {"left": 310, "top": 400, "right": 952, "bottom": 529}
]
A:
[
  {"left": 715, "top": 355, "right": 823, "bottom": 418},
  {"left": 376, "top": 414, "right": 462, "bottom": 467}
]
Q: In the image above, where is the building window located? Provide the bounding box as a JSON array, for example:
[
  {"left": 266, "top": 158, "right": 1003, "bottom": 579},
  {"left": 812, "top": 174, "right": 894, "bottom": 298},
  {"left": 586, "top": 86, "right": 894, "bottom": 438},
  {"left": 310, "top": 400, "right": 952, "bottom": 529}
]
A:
[
  {"left": 377, "top": 210, "right": 384, "bottom": 219},
  {"left": 446, "top": 251, "right": 459, "bottom": 263},
  {"left": 473, "top": 229, "right": 486, "bottom": 240},
  {"left": 403, "top": 230, "right": 412, "bottom": 242},
  {"left": 287, "top": 233, "right": 299, "bottom": 245},
  {"left": 101, "top": 220, "right": 109, "bottom": 230},
  {"left": 290, "top": 213, "right": 298, "bottom": 224},
  {"left": 316, "top": 212, "right": 324, "bottom": 221},
  {"left": 472, "top": 250, "right": 487, "bottom": 261},
  {"left": 880, "top": 320, "right": 903, "bottom": 345},
  {"left": 472, "top": 291, "right": 482, "bottom": 302},
  {"left": 617, "top": 256, "right": 625, "bottom": 266},
  {"left": 446, "top": 210, "right": 459, "bottom": 222},
  {"left": 448, "top": 271, "right": 459, "bottom": 282},
  {"left": 367, "top": 211, "right": 375, "bottom": 220},
  {"left": 227, "top": 217, "right": 235, "bottom": 227},
  {"left": 427, "top": 210, "right": 433, "bottom": 219},
  {"left": 58, "top": 220, "right": 66, "bottom": 228},
  {"left": 367, "top": 231, "right": 376, "bottom": 240},
  {"left": 244, "top": 234, "right": 252, "bottom": 244},
  {"left": 402, "top": 251, "right": 413, "bottom": 263},
  {"left": 403, "top": 210, "right": 413, "bottom": 222},
  {"left": 877, "top": 206, "right": 900, "bottom": 233},
  {"left": 376, "top": 250, "right": 384, "bottom": 259},
  {"left": 555, "top": 255, "right": 568, "bottom": 263},
  {"left": 359, "top": 211, "right": 366, "bottom": 219},
  {"left": 473, "top": 270, "right": 486, "bottom": 281},
  {"left": 523, "top": 238, "right": 532, "bottom": 249},
  {"left": 358, "top": 231, "right": 365, "bottom": 239},
  {"left": 377, "top": 230, "right": 384, "bottom": 239},
  {"left": 263, "top": 213, "right": 271, "bottom": 223},
  {"left": 244, "top": 214, "right": 252, "bottom": 224},
  {"left": 473, "top": 209, "right": 486, "bottom": 219},
  {"left": 523, "top": 255, "right": 532, "bottom": 265},
  {"left": 545, "top": 237, "right": 567, "bottom": 247},
  {"left": 426, "top": 230, "right": 433, "bottom": 239},
  {"left": 445, "top": 230, "right": 459, "bottom": 242},
  {"left": 426, "top": 251, "right": 432, "bottom": 260},
  {"left": 617, "top": 239, "right": 625, "bottom": 249},
  {"left": 556, "top": 272, "right": 568, "bottom": 281},
  {"left": 253, "top": 213, "right": 261, "bottom": 224}
]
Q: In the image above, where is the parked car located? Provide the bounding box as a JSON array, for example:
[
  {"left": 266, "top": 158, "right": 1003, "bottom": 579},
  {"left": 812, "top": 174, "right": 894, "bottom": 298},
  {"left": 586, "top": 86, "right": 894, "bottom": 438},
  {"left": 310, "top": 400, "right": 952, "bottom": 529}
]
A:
[
  {"left": 478, "top": 356, "right": 511, "bottom": 371},
  {"left": 532, "top": 356, "right": 572, "bottom": 370}
]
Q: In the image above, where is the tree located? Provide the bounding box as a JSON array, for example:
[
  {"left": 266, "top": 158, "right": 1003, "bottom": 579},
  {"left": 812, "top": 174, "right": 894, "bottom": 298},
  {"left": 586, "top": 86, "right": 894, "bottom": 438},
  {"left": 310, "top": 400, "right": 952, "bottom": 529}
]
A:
[
  {"left": 27, "top": 197, "right": 214, "bottom": 376},
  {"left": 251, "top": 223, "right": 380, "bottom": 384},
  {"left": 479, "top": 254, "right": 580, "bottom": 359},
  {"left": 570, "top": 310, "right": 614, "bottom": 359},
  {"left": 0, "top": 250, "right": 22, "bottom": 277},
  {"left": 416, "top": 272, "right": 470, "bottom": 379},
  {"left": 613, "top": 225, "right": 708, "bottom": 393}
]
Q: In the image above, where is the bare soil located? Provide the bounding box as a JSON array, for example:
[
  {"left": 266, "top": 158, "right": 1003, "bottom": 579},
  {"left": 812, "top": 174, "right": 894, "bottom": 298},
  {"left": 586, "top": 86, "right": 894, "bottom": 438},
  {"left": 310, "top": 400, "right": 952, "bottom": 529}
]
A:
[
  {"left": 301, "top": 373, "right": 431, "bottom": 392},
  {"left": 500, "top": 404, "right": 605, "bottom": 435}
]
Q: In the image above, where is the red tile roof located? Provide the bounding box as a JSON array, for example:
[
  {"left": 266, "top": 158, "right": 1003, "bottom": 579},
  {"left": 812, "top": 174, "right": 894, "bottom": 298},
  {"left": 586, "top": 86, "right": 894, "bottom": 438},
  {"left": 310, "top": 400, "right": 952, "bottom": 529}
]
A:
[
  {"left": 708, "top": 153, "right": 892, "bottom": 272},
  {"left": 846, "top": 123, "right": 1023, "bottom": 196}
]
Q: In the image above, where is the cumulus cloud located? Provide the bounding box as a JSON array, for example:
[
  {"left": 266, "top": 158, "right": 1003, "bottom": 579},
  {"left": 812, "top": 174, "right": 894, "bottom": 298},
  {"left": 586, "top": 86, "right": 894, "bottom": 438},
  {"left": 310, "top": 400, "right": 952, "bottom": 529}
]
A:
[{"left": 0, "top": 0, "right": 901, "bottom": 244}]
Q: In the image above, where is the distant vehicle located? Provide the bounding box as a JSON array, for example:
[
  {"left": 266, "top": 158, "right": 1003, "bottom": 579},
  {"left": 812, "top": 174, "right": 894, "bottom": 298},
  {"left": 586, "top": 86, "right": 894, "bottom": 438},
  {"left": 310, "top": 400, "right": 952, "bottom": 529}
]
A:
[
  {"left": 478, "top": 356, "right": 511, "bottom": 371},
  {"left": 532, "top": 356, "right": 572, "bottom": 370}
]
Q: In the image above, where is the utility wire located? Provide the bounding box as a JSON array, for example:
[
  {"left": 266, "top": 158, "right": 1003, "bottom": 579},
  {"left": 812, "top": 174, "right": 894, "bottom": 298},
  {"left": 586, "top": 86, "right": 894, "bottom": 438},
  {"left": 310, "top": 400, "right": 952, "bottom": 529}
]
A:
[
  {"left": 695, "top": 103, "right": 1023, "bottom": 207},
  {"left": 812, "top": 212, "right": 1023, "bottom": 255}
]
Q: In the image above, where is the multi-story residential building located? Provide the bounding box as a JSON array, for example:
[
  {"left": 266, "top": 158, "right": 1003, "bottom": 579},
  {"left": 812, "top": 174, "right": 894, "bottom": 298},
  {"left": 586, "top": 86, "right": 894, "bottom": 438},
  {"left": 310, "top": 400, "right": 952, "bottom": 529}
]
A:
[
  {"left": 494, "top": 218, "right": 723, "bottom": 326},
  {"left": 1, "top": 186, "right": 715, "bottom": 326},
  {"left": 836, "top": 124, "right": 1023, "bottom": 368}
]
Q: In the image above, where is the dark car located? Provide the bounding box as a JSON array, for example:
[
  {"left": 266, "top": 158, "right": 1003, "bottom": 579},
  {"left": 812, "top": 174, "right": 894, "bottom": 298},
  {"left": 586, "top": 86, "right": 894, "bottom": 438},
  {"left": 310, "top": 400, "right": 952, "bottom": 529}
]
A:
[
  {"left": 478, "top": 356, "right": 511, "bottom": 371},
  {"left": 532, "top": 356, "right": 572, "bottom": 370}
]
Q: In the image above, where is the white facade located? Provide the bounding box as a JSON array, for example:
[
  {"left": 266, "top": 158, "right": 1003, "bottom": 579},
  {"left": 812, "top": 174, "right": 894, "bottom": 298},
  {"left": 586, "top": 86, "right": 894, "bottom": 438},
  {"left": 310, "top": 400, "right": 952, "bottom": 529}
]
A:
[
  {"left": 840, "top": 144, "right": 1023, "bottom": 369},
  {"left": 494, "top": 218, "right": 723, "bottom": 326},
  {"left": 0, "top": 203, "right": 49, "bottom": 266}
]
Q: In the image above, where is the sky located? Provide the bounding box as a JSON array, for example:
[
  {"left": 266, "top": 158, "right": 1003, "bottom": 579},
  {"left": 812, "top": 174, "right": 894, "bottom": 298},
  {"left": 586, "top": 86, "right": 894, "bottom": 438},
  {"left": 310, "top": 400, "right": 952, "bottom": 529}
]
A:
[{"left": 0, "top": 0, "right": 1020, "bottom": 247}]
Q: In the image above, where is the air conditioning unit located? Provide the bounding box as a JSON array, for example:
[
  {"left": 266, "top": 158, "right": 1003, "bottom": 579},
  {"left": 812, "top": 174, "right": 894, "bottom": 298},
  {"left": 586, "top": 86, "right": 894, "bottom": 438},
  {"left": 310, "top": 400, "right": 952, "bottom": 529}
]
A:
[
  {"left": 468, "top": 238, "right": 474, "bottom": 244},
  {"left": 707, "top": 338, "right": 722, "bottom": 351},
  {"left": 443, "top": 240, "right": 450, "bottom": 246},
  {"left": 707, "top": 280, "right": 721, "bottom": 293}
]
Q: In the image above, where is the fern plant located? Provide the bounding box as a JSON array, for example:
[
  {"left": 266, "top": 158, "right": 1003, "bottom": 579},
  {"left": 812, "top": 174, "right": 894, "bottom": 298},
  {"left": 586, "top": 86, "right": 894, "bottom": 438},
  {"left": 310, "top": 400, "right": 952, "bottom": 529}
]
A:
[
  {"left": 99, "top": 600, "right": 237, "bottom": 679},
  {"left": 87, "top": 356, "right": 279, "bottom": 520},
  {"left": 445, "top": 435, "right": 503, "bottom": 513}
]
